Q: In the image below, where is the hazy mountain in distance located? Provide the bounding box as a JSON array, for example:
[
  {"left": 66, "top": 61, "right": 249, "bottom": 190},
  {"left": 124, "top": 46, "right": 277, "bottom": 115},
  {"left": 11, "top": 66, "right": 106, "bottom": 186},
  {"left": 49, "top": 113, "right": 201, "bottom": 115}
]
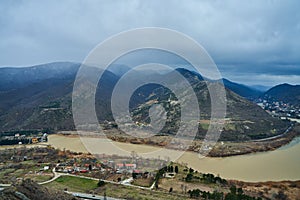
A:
[
  {"left": 174, "top": 68, "right": 204, "bottom": 81},
  {"left": 264, "top": 83, "right": 300, "bottom": 106},
  {"left": 222, "top": 78, "right": 263, "bottom": 99},
  {"left": 107, "top": 64, "right": 131, "bottom": 77},
  {"left": 0, "top": 62, "right": 80, "bottom": 91},
  {"left": 107, "top": 63, "right": 175, "bottom": 77},
  {"left": 250, "top": 84, "right": 272, "bottom": 92}
]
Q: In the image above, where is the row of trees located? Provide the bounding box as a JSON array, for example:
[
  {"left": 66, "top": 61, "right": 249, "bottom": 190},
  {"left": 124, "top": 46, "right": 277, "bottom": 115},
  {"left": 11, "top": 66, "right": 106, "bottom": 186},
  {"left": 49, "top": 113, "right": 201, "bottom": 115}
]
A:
[
  {"left": 188, "top": 186, "right": 262, "bottom": 200},
  {"left": 154, "top": 164, "right": 179, "bottom": 189},
  {"left": 188, "top": 189, "right": 223, "bottom": 199},
  {"left": 0, "top": 138, "right": 31, "bottom": 145},
  {"left": 224, "top": 186, "right": 262, "bottom": 200},
  {"left": 166, "top": 165, "right": 179, "bottom": 173},
  {"left": 185, "top": 171, "right": 227, "bottom": 185}
]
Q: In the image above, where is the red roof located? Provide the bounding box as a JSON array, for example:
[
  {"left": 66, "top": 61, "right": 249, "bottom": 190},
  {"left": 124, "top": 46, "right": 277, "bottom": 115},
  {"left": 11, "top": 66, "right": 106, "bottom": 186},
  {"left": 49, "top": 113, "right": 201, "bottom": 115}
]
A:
[{"left": 116, "top": 163, "right": 135, "bottom": 167}]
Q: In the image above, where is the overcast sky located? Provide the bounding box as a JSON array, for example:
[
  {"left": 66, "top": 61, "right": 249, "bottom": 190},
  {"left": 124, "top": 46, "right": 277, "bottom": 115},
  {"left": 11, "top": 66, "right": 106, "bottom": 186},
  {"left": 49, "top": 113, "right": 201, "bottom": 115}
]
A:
[{"left": 1, "top": 0, "right": 300, "bottom": 86}]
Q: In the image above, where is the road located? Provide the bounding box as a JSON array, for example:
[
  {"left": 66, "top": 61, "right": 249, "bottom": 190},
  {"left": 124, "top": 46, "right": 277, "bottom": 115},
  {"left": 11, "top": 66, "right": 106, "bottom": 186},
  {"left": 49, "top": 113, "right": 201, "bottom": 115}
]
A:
[
  {"left": 39, "top": 166, "right": 61, "bottom": 185},
  {"left": 38, "top": 166, "right": 156, "bottom": 191},
  {"left": 0, "top": 166, "right": 145, "bottom": 188},
  {"left": 66, "top": 191, "right": 124, "bottom": 200},
  {"left": 0, "top": 166, "right": 146, "bottom": 199},
  {"left": 0, "top": 184, "right": 11, "bottom": 187},
  {"left": 251, "top": 123, "right": 294, "bottom": 142}
]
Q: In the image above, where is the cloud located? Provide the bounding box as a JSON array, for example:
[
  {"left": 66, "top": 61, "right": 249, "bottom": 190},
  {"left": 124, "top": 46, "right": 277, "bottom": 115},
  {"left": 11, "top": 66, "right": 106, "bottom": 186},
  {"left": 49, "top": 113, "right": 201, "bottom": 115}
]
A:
[{"left": 0, "top": 0, "right": 299, "bottom": 85}]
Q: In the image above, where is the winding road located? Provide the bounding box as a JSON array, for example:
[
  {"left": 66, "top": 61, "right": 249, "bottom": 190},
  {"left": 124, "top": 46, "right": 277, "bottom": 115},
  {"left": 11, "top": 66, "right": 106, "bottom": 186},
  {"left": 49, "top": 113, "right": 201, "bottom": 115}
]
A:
[
  {"left": 251, "top": 123, "right": 294, "bottom": 142},
  {"left": 1, "top": 166, "right": 158, "bottom": 199},
  {"left": 39, "top": 166, "right": 156, "bottom": 191}
]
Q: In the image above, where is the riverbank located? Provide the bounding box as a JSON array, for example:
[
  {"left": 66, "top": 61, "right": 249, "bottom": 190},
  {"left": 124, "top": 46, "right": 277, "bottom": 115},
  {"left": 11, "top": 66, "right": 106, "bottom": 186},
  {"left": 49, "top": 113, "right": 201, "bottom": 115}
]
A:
[
  {"left": 47, "top": 132, "right": 300, "bottom": 182},
  {"left": 230, "top": 180, "right": 300, "bottom": 200},
  {"left": 58, "top": 123, "right": 300, "bottom": 157},
  {"left": 1, "top": 125, "right": 299, "bottom": 182},
  {"left": 208, "top": 123, "right": 300, "bottom": 157}
]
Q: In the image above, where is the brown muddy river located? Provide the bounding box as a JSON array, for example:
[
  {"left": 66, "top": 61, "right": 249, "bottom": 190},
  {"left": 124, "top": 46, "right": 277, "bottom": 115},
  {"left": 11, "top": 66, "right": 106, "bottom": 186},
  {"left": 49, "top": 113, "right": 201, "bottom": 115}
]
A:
[{"left": 48, "top": 134, "right": 300, "bottom": 182}]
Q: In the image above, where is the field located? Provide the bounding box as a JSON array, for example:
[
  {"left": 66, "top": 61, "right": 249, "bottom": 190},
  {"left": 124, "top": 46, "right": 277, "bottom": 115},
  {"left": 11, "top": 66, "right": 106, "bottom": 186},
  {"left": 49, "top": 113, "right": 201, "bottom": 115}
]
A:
[
  {"left": 0, "top": 162, "right": 53, "bottom": 184},
  {"left": 46, "top": 176, "right": 187, "bottom": 200},
  {"left": 47, "top": 176, "right": 98, "bottom": 193}
]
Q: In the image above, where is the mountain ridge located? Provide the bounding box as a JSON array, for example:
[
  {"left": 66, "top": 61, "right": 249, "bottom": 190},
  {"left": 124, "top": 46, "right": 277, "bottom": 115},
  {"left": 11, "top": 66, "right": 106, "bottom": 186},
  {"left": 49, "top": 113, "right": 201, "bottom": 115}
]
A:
[
  {"left": 0, "top": 62, "right": 293, "bottom": 141},
  {"left": 263, "top": 83, "right": 300, "bottom": 106}
]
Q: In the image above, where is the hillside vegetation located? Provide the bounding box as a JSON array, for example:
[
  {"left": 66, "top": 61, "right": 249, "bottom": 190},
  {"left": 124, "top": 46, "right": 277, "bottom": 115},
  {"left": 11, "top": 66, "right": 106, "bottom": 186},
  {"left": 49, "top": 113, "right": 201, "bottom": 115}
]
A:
[{"left": 0, "top": 63, "right": 292, "bottom": 142}]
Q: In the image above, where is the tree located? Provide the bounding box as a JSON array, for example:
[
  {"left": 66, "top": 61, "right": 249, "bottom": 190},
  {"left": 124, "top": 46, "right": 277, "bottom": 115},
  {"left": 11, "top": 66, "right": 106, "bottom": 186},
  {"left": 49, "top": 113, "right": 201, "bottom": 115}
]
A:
[
  {"left": 275, "top": 191, "right": 287, "bottom": 200},
  {"left": 132, "top": 172, "right": 137, "bottom": 179},
  {"left": 212, "top": 191, "right": 223, "bottom": 200},
  {"left": 185, "top": 173, "right": 193, "bottom": 182},
  {"left": 175, "top": 166, "right": 179, "bottom": 173},
  {"left": 97, "top": 180, "right": 105, "bottom": 187},
  {"left": 201, "top": 191, "right": 208, "bottom": 199},
  {"left": 237, "top": 187, "right": 243, "bottom": 195},
  {"left": 189, "top": 189, "right": 201, "bottom": 198},
  {"left": 230, "top": 185, "right": 237, "bottom": 195},
  {"left": 225, "top": 185, "right": 259, "bottom": 200},
  {"left": 163, "top": 166, "right": 168, "bottom": 172},
  {"left": 225, "top": 193, "right": 238, "bottom": 200},
  {"left": 189, "top": 167, "right": 194, "bottom": 173}
]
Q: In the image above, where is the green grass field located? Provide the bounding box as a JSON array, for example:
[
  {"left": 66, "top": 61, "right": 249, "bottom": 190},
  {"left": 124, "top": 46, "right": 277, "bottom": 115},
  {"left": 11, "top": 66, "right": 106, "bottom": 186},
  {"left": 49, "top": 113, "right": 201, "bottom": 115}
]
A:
[{"left": 47, "top": 176, "right": 98, "bottom": 193}]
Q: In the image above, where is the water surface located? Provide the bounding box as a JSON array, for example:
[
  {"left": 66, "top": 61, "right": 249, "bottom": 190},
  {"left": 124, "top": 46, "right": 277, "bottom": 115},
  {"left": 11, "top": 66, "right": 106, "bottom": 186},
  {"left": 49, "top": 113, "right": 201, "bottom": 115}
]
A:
[{"left": 48, "top": 134, "right": 300, "bottom": 182}]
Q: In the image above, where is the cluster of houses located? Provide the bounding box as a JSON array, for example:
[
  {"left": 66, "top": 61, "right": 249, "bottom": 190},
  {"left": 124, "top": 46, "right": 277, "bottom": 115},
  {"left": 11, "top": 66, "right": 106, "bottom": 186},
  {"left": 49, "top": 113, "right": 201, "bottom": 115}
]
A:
[
  {"left": 54, "top": 158, "right": 153, "bottom": 179},
  {"left": 0, "top": 133, "right": 48, "bottom": 145},
  {"left": 257, "top": 99, "right": 300, "bottom": 119},
  {"left": 55, "top": 162, "right": 101, "bottom": 173},
  {"left": 55, "top": 157, "right": 101, "bottom": 174}
]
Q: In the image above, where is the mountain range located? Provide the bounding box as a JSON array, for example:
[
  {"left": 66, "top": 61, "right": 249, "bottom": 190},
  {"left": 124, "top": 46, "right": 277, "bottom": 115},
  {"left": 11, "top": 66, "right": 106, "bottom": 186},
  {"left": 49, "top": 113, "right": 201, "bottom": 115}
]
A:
[
  {"left": 0, "top": 62, "right": 295, "bottom": 141},
  {"left": 263, "top": 83, "right": 300, "bottom": 106}
]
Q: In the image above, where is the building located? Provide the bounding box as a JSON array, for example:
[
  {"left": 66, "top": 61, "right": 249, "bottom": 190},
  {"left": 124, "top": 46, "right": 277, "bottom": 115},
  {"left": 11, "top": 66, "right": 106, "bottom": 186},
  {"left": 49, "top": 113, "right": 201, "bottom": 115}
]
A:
[{"left": 116, "top": 163, "right": 136, "bottom": 170}]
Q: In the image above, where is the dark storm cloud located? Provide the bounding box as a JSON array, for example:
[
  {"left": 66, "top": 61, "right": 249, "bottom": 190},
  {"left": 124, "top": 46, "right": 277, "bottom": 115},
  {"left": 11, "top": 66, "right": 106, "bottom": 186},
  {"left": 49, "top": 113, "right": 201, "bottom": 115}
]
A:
[{"left": 0, "top": 0, "right": 299, "bottom": 85}]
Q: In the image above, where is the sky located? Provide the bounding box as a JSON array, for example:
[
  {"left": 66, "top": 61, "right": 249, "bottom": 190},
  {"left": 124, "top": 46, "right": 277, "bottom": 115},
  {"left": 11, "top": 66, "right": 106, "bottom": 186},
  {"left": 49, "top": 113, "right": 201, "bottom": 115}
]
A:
[{"left": 0, "top": 0, "right": 300, "bottom": 86}]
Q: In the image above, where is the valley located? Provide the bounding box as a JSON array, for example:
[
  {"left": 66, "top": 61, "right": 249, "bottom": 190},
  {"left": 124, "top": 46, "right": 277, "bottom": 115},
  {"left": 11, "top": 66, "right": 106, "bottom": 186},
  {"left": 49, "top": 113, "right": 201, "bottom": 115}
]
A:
[
  {"left": 0, "top": 62, "right": 299, "bottom": 199},
  {"left": 2, "top": 2, "right": 300, "bottom": 199},
  {"left": 1, "top": 141, "right": 299, "bottom": 200},
  {"left": 46, "top": 130, "right": 300, "bottom": 182}
]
